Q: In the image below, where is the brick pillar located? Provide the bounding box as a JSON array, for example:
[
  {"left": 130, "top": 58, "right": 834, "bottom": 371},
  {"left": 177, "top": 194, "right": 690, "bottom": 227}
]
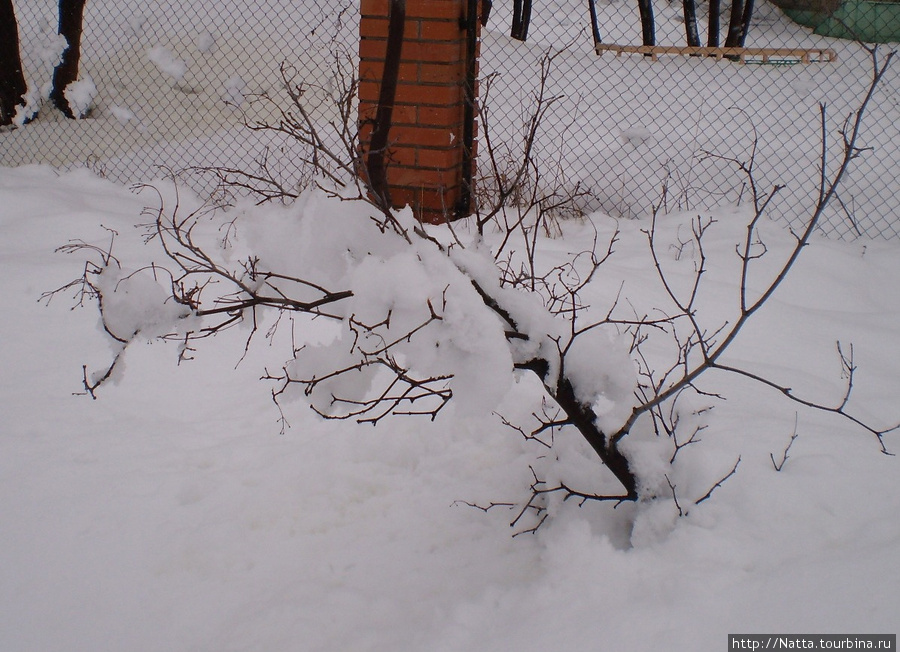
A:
[{"left": 358, "top": 0, "right": 480, "bottom": 224}]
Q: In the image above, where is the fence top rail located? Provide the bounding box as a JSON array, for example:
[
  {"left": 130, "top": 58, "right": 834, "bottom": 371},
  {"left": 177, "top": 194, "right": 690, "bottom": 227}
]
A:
[{"left": 594, "top": 44, "right": 838, "bottom": 63}]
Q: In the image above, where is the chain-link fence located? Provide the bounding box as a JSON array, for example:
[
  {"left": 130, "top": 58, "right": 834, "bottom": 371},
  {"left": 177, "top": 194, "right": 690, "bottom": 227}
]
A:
[
  {"left": 2, "top": 0, "right": 359, "bottom": 192},
  {"left": 3, "top": 0, "right": 898, "bottom": 239},
  {"left": 479, "top": 0, "right": 900, "bottom": 240}
]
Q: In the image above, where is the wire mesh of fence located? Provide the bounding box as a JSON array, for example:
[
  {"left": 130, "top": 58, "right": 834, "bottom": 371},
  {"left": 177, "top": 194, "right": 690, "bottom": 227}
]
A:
[
  {"left": 2, "top": 0, "right": 360, "bottom": 194},
  {"left": 478, "top": 0, "right": 900, "bottom": 241},
  {"left": 2, "top": 0, "right": 898, "bottom": 240}
]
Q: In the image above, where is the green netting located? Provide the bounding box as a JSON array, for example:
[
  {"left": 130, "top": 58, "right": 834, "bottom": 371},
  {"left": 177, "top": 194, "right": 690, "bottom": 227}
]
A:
[{"left": 780, "top": 0, "right": 900, "bottom": 42}]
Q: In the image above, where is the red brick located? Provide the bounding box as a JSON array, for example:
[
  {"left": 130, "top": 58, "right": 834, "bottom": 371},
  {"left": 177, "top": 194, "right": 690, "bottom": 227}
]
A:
[
  {"left": 357, "top": 80, "right": 381, "bottom": 103},
  {"left": 418, "top": 62, "right": 465, "bottom": 84},
  {"left": 388, "top": 166, "right": 456, "bottom": 188},
  {"left": 390, "top": 185, "right": 462, "bottom": 220},
  {"left": 358, "top": 122, "right": 374, "bottom": 144},
  {"left": 417, "top": 104, "right": 464, "bottom": 127},
  {"left": 419, "top": 19, "right": 465, "bottom": 41},
  {"left": 406, "top": 1, "right": 465, "bottom": 20},
  {"left": 399, "top": 40, "right": 464, "bottom": 63},
  {"left": 394, "top": 82, "right": 462, "bottom": 106},
  {"left": 362, "top": 81, "right": 462, "bottom": 106},
  {"left": 381, "top": 144, "right": 463, "bottom": 172},
  {"left": 359, "top": 16, "right": 419, "bottom": 40},
  {"left": 359, "top": 18, "right": 389, "bottom": 39},
  {"left": 359, "top": 38, "right": 388, "bottom": 61},
  {"left": 358, "top": 102, "right": 419, "bottom": 126},
  {"left": 357, "top": 0, "right": 478, "bottom": 221},
  {"left": 384, "top": 146, "right": 417, "bottom": 168},
  {"left": 416, "top": 147, "right": 463, "bottom": 170},
  {"left": 389, "top": 125, "right": 460, "bottom": 148},
  {"left": 360, "top": 0, "right": 390, "bottom": 16},
  {"left": 358, "top": 100, "right": 378, "bottom": 120},
  {"left": 388, "top": 104, "right": 419, "bottom": 125},
  {"left": 389, "top": 186, "right": 421, "bottom": 212},
  {"left": 359, "top": 60, "right": 420, "bottom": 84}
]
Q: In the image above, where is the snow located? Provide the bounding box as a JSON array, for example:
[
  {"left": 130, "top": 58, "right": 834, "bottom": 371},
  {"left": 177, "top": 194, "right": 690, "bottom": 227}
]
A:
[
  {"left": 62, "top": 75, "right": 97, "bottom": 119},
  {"left": 2, "top": 159, "right": 898, "bottom": 650},
  {"left": 2, "top": 1, "right": 900, "bottom": 650},
  {"left": 563, "top": 327, "right": 637, "bottom": 434},
  {"left": 222, "top": 75, "right": 246, "bottom": 107},
  {"left": 109, "top": 103, "right": 144, "bottom": 129},
  {"left": 93, "top": 264, "right": 192, "bottom": 343},
  {"left": 147, "top": 46, "right": 189, "bottom": 82},
  {"left": 12, "top": 87, "right": 41, "bottom": 127},
  {"left": 196, "top": 32, "right": 217, "bottom": 54}
]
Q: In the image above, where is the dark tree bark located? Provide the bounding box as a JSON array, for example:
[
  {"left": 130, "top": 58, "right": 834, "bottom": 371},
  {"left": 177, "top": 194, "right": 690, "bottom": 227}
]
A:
[
  {"left": 637, "top": 0, "right": 656, "bottom": 46},
  {"left": 738, "top": 0, "right": 755, "bottom": 46},
  {"left": 0, "top": 0, "right": 30, "bottom": 126},
  {"left": 49, "top": 0, "right": 88, "bottom": 119},
  {"left": 683, "top": 0, "right": 700, "bottom": 46},
  {"left": 723, "top": 0, "right": 745, "bottom": 47},
  {"left": 708, "top": 0, "right": 721, "bottom": 46},
  {"left": 553, "top": 376, "right": 638, "bottom": 500},
  {"left": 510, "top": 0, "right": 532, "bottom": 41},
  {"left": 587, "top": 0, "right": 602, "bottom": 46}
]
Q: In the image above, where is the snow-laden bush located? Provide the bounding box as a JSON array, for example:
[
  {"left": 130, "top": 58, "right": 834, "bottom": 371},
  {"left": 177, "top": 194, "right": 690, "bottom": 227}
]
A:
[{"left": 47, "top": 46, "right": 897, "bottom": 535}]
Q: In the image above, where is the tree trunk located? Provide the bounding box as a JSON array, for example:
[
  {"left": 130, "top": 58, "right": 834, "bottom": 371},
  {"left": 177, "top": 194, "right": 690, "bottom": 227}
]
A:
[
  {"left": 511, "top": 0, "right": 532, "bottom": 41},
  {"left": 0, "top": 0, "right": 29, "bottom": 126},
  {"left": 723, "top": 0, "right": 745, "bottom": 47},
  {"left": 683, "top": 0, "right": 700, "bottom": 46},
  {"left": 49, "top": 0, "right": 87, "bottom": 119},
  {"left": 517, "top": 356, "right": 638, "bottom": 501},
  {"left": 587, "top": 0, "right": 602, "bottom": 46},
  {"left": 707, "top": 0, "right": 721, "bottom": 46},
  {"left": 554, "top": 377, "right": 638, "bottom": 500},
  {"left": 738, "top": 0, "right": 755, "bottom": 46},
  {"left": 637, "top": 0, "right": 656, "bottom": 46}
]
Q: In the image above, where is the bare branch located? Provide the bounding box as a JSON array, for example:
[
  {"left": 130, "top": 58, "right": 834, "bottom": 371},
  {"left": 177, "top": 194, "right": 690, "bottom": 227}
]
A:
[
  {"left": 666, "top": 474, "right": 685, "bottom": 517},
  {"left": 771, "top": 414, "right": 800, "bottom": 472},
  {"left": 695, "top": 456, "right": 741, "bottom": 505}
]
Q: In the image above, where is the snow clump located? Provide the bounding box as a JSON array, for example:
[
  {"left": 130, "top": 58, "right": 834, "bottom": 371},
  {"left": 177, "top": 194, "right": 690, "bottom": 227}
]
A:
[
  {"left": 94, "top": 266, "right": 192, "bottom": 344},
  {"left": 222, "top": 76, "right": 246, "bottom": 107},
  {"left": 563, "top": 327, "right": 637, "bottom": 435},
  {"left": 63, "top": 76, "right": 97, "bottom": 119},
  {"left": 13, "top": 87, "right": 41, "bottom": 126},
  {"left": 148, "top": 47, "right": 188, "bottom": 82},
  {"left": 196, "top": 32, "right": 216, "bottom": 53}
]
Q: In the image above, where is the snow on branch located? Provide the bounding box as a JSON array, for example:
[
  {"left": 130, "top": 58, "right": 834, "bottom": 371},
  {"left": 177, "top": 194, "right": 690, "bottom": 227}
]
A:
[{"left": 48, "top": 45, "right": 898, "bottom": 536}]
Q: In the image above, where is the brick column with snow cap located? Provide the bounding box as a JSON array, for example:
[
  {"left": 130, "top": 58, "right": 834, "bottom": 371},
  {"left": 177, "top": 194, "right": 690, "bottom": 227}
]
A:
[{"left": 358, "top": 0, "right": 480, "bottom": 224}]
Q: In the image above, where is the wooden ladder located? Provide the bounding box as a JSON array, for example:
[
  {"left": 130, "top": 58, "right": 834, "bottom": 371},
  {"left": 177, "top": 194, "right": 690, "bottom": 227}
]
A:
[{"left": 594, "top": 44, "right": 837, "bottom": 64}]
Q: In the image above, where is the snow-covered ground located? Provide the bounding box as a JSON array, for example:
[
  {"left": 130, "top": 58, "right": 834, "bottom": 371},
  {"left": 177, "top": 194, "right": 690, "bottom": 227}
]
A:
[
  {"left": 1, "top": 162, "right": 898, "bottom": 650},
  {"left": 2, "top": 1, "right": 899, "bottom": 650}
]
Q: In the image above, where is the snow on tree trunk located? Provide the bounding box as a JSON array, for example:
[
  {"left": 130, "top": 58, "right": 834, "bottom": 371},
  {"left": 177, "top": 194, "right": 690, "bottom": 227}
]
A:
[
  {"left": 723, "top": 0, "right": 746, "bottom": 47},
  {"left": 738, "top": 0, "right": 755, "bottom": 46},
  {"left": 49, "top": 0, "right": 88, "bottom": 119},
  {"left": 683, "top": 0, "right": 701, "bottom": 46},
  {"left": 0, "top": 0, "right": 30, "bottom": 126}
]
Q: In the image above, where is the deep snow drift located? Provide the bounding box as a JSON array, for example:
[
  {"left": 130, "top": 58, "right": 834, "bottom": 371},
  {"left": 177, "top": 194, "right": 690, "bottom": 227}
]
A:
[
  {"left": 1, "top": 165, "right": 898, "bottom": 651},
  {"left": 3, "top": 0, "right": 899, "bottom": 648}
]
